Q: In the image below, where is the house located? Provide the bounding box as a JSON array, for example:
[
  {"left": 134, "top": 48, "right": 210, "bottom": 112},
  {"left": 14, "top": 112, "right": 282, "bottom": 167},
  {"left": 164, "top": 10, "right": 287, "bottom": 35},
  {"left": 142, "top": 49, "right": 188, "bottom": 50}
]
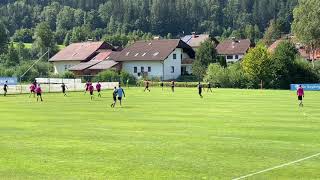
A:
[
  {"left": 49, "top": 41, "right": 115, "bottom": 74},
  {"left": 181, "top": 32, "right": 219, "bottom": 51},
  {"left": 115, "top": 39, "right": 195, "bottom": 80},
  {"left": 268, "top": 38, "right": 320, "bottom": 61},
  {"left": 216, "top": 39, "right": 251, "bottom": 63}
]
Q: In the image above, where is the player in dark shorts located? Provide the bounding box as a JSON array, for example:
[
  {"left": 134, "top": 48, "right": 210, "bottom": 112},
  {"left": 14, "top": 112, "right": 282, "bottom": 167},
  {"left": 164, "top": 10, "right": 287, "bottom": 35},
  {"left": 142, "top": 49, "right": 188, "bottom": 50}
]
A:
[
  {"left": 171, "top": 81, "right": 175, "bottom": 92},
  {"left": 117, "top": 85, "right": 125, "bottom": 107},
  {"left": 96, "top": 82, "right": 102, "bottom": 97},
  {"left": 88, "top": 84, "right": 94, "bottom": 100},
  {"left": 61, "top": 83, "right": 67, "bottom": 96},
  {"left": 29, "top": 83, "right": 36, "bottom": 98},
  {"left": 35, "top": 84, "right": 43, "bottom": 102},
  {"left": 160, "top": 81, "right": 164, "bottom": 91},
  {"left": 84, "top": 81, "right": 91, "bottom": 94},
  {"left": 198, "top": 82, "right": 203, "bottom": 98},
  {"left": 144, "top": 81, "right": 151, "bottom": 92},
  {"left": 297, "top": 85, "right": 305, "bottom": 107},
  {"left": 207, "top": 82, "right": 212, "bottom": 92},
  {"left": 111, "top": 87, "right": 118, "bottom": 108},
  {"left": 3, "top": 81, "right": 8, "bottom": 96}
]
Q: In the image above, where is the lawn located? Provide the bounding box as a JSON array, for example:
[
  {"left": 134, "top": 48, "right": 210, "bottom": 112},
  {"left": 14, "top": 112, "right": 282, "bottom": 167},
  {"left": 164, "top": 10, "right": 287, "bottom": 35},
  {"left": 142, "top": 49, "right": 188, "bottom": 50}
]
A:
[{"left": 0, "top": 88, "right": 319, "bottom": 179}]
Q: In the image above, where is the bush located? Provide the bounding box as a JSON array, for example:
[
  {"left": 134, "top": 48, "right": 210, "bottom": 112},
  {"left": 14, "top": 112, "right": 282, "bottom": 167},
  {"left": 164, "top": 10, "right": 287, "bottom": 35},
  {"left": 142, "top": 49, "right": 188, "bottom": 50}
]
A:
[
  {"left": 62, "top": 71, "right": 76, "bottom": 79},
  {"left": 94, "top": 70, "right": 137, "bottom": 85},
  {"left": 204, "top": 63, "right": 250, "bottom": 88}
]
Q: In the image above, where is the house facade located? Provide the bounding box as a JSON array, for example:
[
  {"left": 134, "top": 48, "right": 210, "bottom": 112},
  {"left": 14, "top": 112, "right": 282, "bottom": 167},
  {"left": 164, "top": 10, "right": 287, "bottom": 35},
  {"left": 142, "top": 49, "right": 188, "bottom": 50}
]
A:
[
  {"left": 49, "top": 41, "right": 115, "bottom": 74},
  {"left": 116, "top": 39, "right": 195, "bottom": 80},
  {"left": 216, "top": 39, "right": 251, "bottom": 63}
]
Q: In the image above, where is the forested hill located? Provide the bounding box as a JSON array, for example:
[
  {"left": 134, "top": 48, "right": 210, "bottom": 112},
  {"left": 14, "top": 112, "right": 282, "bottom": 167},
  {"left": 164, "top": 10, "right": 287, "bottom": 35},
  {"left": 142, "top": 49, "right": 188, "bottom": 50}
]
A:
[{"left": 0, "top": 0, "right": 297, "bottom": 43}]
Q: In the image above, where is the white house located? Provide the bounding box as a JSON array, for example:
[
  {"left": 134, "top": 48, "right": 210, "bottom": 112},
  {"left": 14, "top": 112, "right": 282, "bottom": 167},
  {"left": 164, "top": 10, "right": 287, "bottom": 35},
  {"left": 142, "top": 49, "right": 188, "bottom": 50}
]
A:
[
  {"left": 49, "top": 41, "right": 115, "bottom": 74},
  {"left": 216, "top": 39, "right": 251, "bottom": 63},
  {"left": 115, "top": 39, "right": 195, "bottom": 80}
]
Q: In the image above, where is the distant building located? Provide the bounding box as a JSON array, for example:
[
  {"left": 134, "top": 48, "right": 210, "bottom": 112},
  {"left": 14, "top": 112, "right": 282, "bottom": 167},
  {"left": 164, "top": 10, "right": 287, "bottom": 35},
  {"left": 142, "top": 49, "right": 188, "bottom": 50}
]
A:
[
  {"left": 49, "top": 41, "right": 115, "bottom": 74},
  {"left": 181, "top": 32, "right": 219, "bottom": 51},
  {"left": 268, "top": 38, "right": 320, "bottom": 61},
  {"left": 116, "top": 39, "right": 195, "bottom": 80},
  {"left": 216, "top": 39, "right": 251, "bottom": 63}
]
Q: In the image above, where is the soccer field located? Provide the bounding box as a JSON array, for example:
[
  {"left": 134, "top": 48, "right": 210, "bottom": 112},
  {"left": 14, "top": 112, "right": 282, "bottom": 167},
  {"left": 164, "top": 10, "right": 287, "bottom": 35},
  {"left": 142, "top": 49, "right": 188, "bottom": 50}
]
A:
[{"left": 0, "top": 88, "right": 319, "bottom": 179}]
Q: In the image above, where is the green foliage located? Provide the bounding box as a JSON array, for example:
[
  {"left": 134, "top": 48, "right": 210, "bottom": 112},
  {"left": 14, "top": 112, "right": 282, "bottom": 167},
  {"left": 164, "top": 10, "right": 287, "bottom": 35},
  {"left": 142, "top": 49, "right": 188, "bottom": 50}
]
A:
[
  {"left": 270, "top": 41, "right": 298, "bottom": 88},
  {"left": 241, "top": 45, "right": 273, "bottom": 88},
  {"left": 94, "top": 70, "right": 136, "bottom": 85},
  {"left": 263, "top": 20, "right": 283, "bottom": 46},
  {"left": 204, "top": 63, "right": 249, "bottom": 88},
  {"left": 33, "top": 22, "right": 57, "bottom": 56},
  {"left": 12, "top": 28, "right": 34, "bottom": 43},
  {"left": 4, "top": 42, "right": 20, "bottom": 67},
  {"left": 62, "top": 71, "right": 76, "bottom": 79},
  {"left": 292, "top": 0, "right": 320, "bottom": 66},
  {"left": 193, "top": 39, "right": 217, "bottom": 79},
  {"left": 0, "top": 21, "right": 9, "bottom": 55}
]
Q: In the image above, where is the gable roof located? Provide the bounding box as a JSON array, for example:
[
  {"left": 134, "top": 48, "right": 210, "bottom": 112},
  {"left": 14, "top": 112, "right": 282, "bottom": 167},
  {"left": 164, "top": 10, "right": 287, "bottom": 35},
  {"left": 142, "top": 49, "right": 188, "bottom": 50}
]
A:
[
  {"left": 182, "top": 34, "right": 219, "bottom": 48},
  {"left": 88, "top": 60, "right": 119, "bottom": 70},
  {"left": 68, "top": 51, "right": 113, "bottom": 71},
  {"left": 116, "top": 39, "right": 195, "bottom": 61},
  {"left": 49, "top": 41, "right": 114, "bottom": 62},
  {"left": 216, "top": 39, "right": 251, "bottom": 55}
]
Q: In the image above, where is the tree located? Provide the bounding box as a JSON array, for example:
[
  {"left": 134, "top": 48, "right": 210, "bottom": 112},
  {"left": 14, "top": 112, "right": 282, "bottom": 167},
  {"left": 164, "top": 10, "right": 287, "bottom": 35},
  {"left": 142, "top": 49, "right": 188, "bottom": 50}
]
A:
[
  {"left": 192, "top": 39, "right": 217, "bottom": 79},
  {"left": 0, "top": 21, "right": 9, "bottom": 55},
  {"left": 271, "top": 40, "right": 298, "bottom": 88},
  {"left": 33, "top": 22, "right": 56, "bottom": 55},
  {"left": 263, "top": 19, "right": 282, "bottom": 46},
  {"left": 292, "top": 0, "right": 320, "bottom": 68},
  {"left": 4, "top": 42, "right": 19, "bottom": 67},
  {"left": 241, "top": 45, "right": 272, "bottom": 88}
]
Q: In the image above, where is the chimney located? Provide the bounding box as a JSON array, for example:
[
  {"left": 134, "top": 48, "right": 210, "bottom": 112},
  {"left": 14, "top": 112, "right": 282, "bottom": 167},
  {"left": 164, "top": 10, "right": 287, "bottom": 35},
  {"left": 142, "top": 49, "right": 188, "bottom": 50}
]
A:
[{"left": 192, "top": 32, "right": 197, "bottom": 38}]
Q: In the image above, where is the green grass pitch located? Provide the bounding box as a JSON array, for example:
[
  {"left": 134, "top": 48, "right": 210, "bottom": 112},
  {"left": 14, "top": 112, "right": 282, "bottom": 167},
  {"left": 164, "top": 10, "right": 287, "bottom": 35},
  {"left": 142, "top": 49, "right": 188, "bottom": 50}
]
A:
[{"left": 0, "top": 88, "right": 319, "bottom": 179}]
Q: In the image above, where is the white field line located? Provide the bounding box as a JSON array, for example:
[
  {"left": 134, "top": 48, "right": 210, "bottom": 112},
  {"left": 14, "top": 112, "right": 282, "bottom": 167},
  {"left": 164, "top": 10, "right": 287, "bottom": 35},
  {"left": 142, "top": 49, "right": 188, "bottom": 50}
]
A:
[{"left": 232, "top": 152, "right": 320, "bottom": 180}]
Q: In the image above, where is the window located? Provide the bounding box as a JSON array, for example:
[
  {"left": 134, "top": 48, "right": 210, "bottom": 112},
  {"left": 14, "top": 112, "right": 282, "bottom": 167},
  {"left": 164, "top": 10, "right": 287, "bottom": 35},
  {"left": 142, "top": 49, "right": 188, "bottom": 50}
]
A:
[
  {"left": 181, "top": 54, "right": 183, "bottom": 60},
  {"left": 171, "top": 66, "right": 175, "bottom": 73},
  {"left": 148, "top": 67, "right": 151, "bottom": 72},
  {"left": 173, "top": 53, "right": 177, "bottom": 59},
  {"left": 126, "top": 52, "right": 130, "bottom": 56},
  {"left": 64, "top": 65, "right": 68, "bottom": 70},
  {"left": 153, "top": 52, "right": 159, "bottom": 56},
  {"left": 227, "top": 55, "right": 233, "bottom": 59},
  {"left": 235, "top": 55, "right": 239, "bottom": 59},
  {"left": 142, "top": 52, "right": 147, "bottom": 56},
  {"left": 141, "top": 67, "right": 144, "bottom": 72},
  {"left": 134, "top": 67, "right": 137, "bottom": 73},
  {"left": 135, "top": 53, "right": 139, "bottom": 56}
]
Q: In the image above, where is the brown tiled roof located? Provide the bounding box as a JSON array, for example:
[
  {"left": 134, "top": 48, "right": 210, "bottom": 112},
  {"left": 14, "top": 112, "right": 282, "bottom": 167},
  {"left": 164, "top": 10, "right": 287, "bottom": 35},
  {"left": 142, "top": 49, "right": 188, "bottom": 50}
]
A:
[
  {"left": 68, "top": 60, "right": 102, "bottom": 71},
  {"left": 268, "top": 39, "right": 284, "bottom": 53},
  {"left": 182, "top": 34, "right": 219, "bottom": 48},
  {"left": 68, "top": 51, "right": 113, "bottom": 71},
  {"left": 116, "top": 39, "right": 195, "bottom": 61},
  {"left": 216, "top": 39, "right": 251, "bottom": 55},
  {"left": 88, "top": 60, "right": 119, "bottom": 70},
  {"left": 49, "top": 41, "right": 114, "bottom": 62}
]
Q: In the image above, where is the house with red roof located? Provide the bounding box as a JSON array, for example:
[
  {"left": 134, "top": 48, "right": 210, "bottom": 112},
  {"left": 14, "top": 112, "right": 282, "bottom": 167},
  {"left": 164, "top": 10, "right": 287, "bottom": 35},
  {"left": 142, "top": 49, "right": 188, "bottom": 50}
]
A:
[
  {"left": 216, "top": 39, "right": 252, "bottom": 63},
  {"left": 115, "top": 39, "right": 195, "bottom": 80},
  {"left": 49, "top": 41, "right": 115, "bottom": 74}
]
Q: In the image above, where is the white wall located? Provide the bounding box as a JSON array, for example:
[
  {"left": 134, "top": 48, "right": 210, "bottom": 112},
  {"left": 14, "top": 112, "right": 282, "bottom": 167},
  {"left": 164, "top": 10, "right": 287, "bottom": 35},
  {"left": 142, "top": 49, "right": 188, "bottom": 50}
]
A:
[
  {"left": 53, "top": 61, "right": 81, "bottom": 74},
  {"left": 224, "top": 54, "right": 244, "bottom": 63},
  {"left": 163, "top": 48, "right": 182, "bottom": 80},
  {"left": 122, "top": 61, "right": 163, "bottom": 79},
  {"left": 121, "top": 48, "right": 185, "bottom": 80},
  {"left": 0, "top": 82, "right": 119, "bottom": 95}
]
